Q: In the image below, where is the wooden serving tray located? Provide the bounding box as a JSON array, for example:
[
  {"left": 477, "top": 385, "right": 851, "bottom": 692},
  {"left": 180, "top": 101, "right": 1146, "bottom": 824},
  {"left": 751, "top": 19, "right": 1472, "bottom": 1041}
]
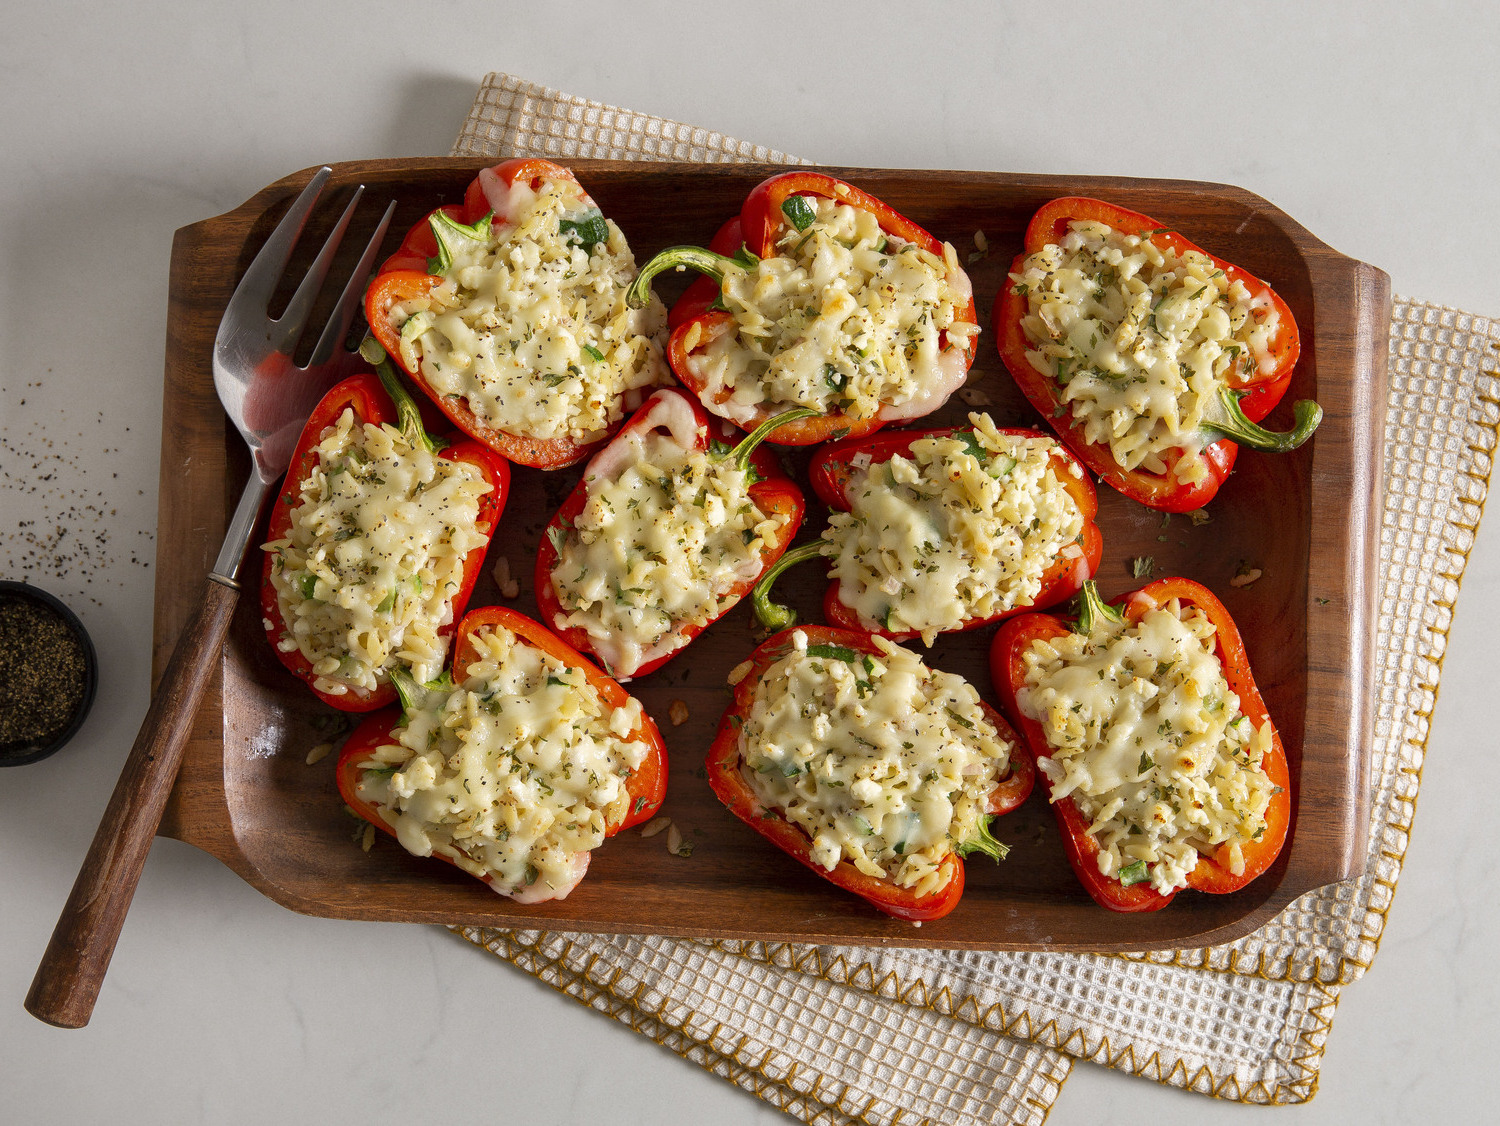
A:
[{"left": 155, "top": 159, "right": 1388, "bottom": 951}]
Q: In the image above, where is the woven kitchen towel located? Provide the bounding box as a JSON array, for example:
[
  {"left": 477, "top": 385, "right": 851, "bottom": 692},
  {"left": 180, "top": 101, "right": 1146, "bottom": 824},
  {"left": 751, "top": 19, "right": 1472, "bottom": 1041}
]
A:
[
  {"left": 456, "top": 927, "right": 1070, "bottom": 1126},
  {"left": 447, "top": 73, "right": 1500, "bottom": 1116}
]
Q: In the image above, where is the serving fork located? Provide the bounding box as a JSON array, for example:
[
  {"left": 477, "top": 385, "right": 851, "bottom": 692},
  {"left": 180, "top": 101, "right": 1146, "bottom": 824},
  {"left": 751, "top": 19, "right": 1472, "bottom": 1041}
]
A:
[{"left": 26, "top": 168, "right": 395, "bottom": 1028}]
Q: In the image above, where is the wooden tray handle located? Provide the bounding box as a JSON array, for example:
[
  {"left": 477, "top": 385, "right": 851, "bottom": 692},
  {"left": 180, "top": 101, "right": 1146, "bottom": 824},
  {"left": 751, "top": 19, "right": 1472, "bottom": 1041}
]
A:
[{"left": 25, "top": 578, "right": 239, "bottom": 1028}]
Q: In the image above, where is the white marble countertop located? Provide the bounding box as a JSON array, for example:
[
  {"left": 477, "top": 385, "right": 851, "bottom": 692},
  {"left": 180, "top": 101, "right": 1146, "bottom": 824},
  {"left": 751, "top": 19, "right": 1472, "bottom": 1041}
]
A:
[{"left": 4, "top": 3, "right": 1497, "bottom": 1122}]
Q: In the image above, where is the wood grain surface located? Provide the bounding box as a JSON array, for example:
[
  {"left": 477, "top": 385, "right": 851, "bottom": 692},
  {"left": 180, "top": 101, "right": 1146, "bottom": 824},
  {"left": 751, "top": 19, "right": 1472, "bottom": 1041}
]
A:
[{"left": 153, "top": 159, "right": 1389, "bottom": 951}]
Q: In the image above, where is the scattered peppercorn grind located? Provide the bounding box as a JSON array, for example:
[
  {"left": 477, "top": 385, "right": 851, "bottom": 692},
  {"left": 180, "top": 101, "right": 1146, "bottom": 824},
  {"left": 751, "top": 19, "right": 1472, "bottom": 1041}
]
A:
[{"left": 0, "top": 582, "right": 97, "bottom": 767}]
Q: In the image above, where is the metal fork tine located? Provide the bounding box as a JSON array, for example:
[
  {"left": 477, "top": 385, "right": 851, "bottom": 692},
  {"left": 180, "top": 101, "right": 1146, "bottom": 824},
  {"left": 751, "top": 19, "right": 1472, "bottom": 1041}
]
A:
[
  {"left": 272, "top": 184, "right": 363, "bottom": 356},
  {"left": 227, "top": 166, "right": 332, "bottom": 317},
  {"left": 306, "top": 198, "right": 397, "bottom": 369}
]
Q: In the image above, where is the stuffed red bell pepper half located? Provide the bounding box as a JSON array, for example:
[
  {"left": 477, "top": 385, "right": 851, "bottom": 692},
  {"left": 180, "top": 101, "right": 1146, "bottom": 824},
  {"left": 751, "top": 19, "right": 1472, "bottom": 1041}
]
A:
[
  {"left": 337, "top": 606, "right": 667, "bottom": 903},
  {"left": 534, "top": 388, "right": 811, "bottom": 680},
  {"left": 626, "top": 171, "right": 979, "bottom": 446},
  {"left": 995, "top": 196, "right": 1319, "bottom": 512},
  {"left": 707, "top": 626, "right": 1033, "bottom": 921},
  {"left": 364, "top": 158, "right": 670, "bottom": 469},
  {"left": 260, "top": 345, "right": 508, "bottom": 711},
  {"left": 990, "top": 579, "right": 1291, "bottom": 912},
  {"left": 751, "top": 412, "right": 1101, "bottom": 645}
]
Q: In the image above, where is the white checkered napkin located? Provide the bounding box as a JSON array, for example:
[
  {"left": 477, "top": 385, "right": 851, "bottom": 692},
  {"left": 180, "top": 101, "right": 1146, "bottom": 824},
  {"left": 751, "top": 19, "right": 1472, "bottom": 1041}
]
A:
[
  {"left": 456, "top": 928, "right": 1070, "bottom": 1126},
  {"left": 451, "top": 72, "right": 812, "bottom": 165},
  {"left": 446, "top": 74, "right": 1500, "bottom": 1116}
]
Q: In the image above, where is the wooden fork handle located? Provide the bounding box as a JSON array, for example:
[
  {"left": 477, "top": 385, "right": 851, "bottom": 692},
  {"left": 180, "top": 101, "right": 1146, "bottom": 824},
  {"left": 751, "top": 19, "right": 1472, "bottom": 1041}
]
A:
[{"left": 25, "top": 578, "right": 240, "bottom": 1028}]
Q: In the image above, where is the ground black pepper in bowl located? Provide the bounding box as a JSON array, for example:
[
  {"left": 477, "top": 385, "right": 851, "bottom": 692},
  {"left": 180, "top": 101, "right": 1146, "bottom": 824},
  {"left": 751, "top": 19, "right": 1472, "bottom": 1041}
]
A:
[{"left": 0, "top": 581, "right": 98, "bottom": 766}]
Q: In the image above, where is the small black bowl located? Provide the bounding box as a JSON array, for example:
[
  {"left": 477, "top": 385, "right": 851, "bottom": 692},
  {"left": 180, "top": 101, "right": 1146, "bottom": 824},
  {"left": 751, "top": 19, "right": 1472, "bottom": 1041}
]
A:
[{"left": 0, "top": 581, "right": 99, "bottom": 767}]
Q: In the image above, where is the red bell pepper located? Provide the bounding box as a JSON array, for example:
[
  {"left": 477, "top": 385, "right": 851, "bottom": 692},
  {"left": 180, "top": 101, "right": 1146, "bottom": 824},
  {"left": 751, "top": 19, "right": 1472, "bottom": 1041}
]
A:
[
  {"left": 749, "top": 421, "right": 1102, "bottom": 641},
  {"left": 994, "top": 196, "right": 1319, "bottom": 512},
  {"left": 364, "top": 157, "right": 664, "bottom": 470},
  {"left": 626, "top": 171, "right": 979, "bottom": 447},
  {"left": 534, "top": 387, "right": 811, "bottom": 679},
  {"left": 706, "top": 625, "right": 1034, "bottom": 921},
  {"left": 260, "top": 353, "right": 508, "bottom": 712},
  {"left": 336, "top": 605, "right": 668, "bottom": 900},
  {"left": 989, "top": 578, "right": 1292, "bottom": 912}
]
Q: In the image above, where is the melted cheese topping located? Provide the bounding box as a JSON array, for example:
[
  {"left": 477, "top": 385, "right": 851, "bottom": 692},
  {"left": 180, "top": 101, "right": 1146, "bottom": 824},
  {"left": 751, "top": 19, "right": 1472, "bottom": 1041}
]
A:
[
  {"left": 1017, "top": 599, "right": 1276, "bottom": 895},
  {"left": 550, "top": 431, "right": 789, "bottom": 680},
  {"left": 264, "top": 409, "right": 493, "bottom": 695},
  {"left": 393, "top": 175, "right": 668, "bottom": 444},
  {"left": 1011, "top": 220, "right": 1280, "bottom": 484},
  {"left": 823, "top": 412, "right": 1086, "bottom": 644},
  {"left": 693, "top": 197, "right": 977, "bottom": 426},
  {"left": 739, "top": 630, "right": 1013, "bottom": 896},
  {"left": 354, "top": 624, "right": 650, "bottom": 900}
]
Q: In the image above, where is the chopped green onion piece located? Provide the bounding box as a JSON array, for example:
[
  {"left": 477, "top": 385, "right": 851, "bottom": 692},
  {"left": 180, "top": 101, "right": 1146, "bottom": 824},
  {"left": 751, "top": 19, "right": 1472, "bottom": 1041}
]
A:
[
  {"left": 559, "top": 208, "right": 608, "bottom": 252},
  {"left": 954, "top": 430, "right": 989, "bottom": 464},
  {"left": 805, "top": 644, "right": 862, "bottom": 663},
  {"left": 781, "top": 195, "right": 816, "bottom": 232},
  {"left": 944, "top": 708, "right": 975, "bottom": 730}
]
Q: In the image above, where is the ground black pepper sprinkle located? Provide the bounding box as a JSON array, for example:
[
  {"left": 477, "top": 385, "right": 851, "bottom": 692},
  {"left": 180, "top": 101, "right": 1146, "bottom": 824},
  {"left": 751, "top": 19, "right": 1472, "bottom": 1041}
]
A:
[
  {"left": 0, "top": 592, "right": 88, "bottom": 752},
  {"left": 2, "top": 377, "right": 154, "bottom": 609}
]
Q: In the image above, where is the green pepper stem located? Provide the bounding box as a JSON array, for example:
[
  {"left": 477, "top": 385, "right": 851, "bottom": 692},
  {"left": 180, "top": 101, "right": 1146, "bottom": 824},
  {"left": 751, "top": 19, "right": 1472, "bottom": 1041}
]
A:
[
  {"left": 389, "top": 666, "right": 422, "bottom": 715},
  {"left": 750, "top": 541, "right": 825, "bottom": 630},
  {"left": 1074, "top": 580, "right": 1123, "bottom": 635},
  {"left": 427, "top": 209, "right": 493, "bottom": 276},
  {"left": 360, "top": 335, "right": 446, "bottom": 455},
  {"left": 1203, "top": 387, "right": 1322, "bottom": 453},
  {"left": 389, "top": 666, "right": 452, "bottom": 717},
  {"left": 724, "top": 407, "right": 821, "bottom": 471},
  {"left": 955, "top": 816, "right": 1009, "bottom": 863},
  {"left": 625, "top": 244, "right": 756, "bottom": 309}
]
